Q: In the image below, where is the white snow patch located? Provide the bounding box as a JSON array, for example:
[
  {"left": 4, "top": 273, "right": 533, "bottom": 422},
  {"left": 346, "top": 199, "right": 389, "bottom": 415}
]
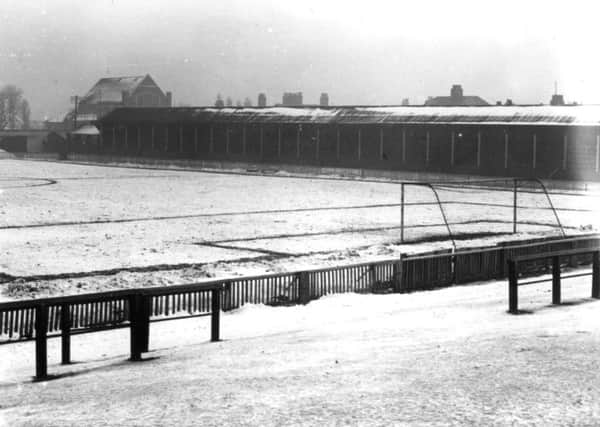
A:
[
  {"left": 203, "top": 107, "right": 335, "bottom": 117},
  {"left": 1, "top": 274, "right": 599, "bottom": 426},
  {"left": 363, "top": 105, "right": 600, "bottom": 125}
]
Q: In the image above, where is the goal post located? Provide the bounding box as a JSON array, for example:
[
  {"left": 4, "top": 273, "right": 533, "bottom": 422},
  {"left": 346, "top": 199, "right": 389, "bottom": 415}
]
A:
[{"left": 399, "top": 177, "right": 566, "bottom": 246}]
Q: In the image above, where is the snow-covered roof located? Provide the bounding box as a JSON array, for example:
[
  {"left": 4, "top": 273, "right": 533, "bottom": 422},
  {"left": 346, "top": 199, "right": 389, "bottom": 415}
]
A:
[
  {"left": 360, "top": 105, "right": 600, "bottom": 126},
  {"left": 99, "top": 105, "right": 600, "bottom": 127},
  {"left": 75, "top": 113, "right": 98, "bottom": 122},
  {"left": 72, "top": 125, "right": 100, "bottom": 135},
  {"left": 80, "top": 75, "right": 148, "bottom": 104},
  {"left": 424, "top": 95, "right": 489, "bottom": 107}
]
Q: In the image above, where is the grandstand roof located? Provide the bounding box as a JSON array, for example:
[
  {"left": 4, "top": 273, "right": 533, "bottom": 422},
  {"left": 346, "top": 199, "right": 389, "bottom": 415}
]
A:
[{"left": 99, "top": 105, "right": 600, "bottom": 127}]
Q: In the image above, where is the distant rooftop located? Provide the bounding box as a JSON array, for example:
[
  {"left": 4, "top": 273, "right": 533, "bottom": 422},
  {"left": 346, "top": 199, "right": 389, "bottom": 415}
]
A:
[
  {"left": 80, "top": 75, "right": 148, "bottom": 104},
  {"left": 425, "top": 85, "right": 489, "bottom": 107}
]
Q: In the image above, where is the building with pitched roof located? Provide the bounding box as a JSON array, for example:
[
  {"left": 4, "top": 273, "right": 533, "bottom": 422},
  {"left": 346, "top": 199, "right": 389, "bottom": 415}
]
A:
[
  {"left": 425, "top": 85, "right": 489, "bottom": 107},
  {"left": 67, "top": 74, "right": 171, "bottom": 127}
]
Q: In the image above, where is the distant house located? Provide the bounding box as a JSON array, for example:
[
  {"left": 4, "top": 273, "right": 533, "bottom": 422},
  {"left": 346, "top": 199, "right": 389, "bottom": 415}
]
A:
[
  {"left": 425, "top": 85, "right": 489, "bottom": 106},
  {"left": 281, "top": 92, "right": 303, "bottom": 106},
  {"left": 65, "top": 74, "right": 172, "bottom": 128}
]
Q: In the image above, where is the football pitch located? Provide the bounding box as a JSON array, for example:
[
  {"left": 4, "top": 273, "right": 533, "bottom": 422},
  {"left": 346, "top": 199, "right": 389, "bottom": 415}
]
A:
[{"left": 0, "top": 159, "right": 598, "bottom": 295}]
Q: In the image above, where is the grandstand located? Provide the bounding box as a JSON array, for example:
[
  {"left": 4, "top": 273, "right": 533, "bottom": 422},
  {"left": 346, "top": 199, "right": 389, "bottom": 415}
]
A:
[{"left": 79, "top": 105, "right": 600, "bottom": 182}]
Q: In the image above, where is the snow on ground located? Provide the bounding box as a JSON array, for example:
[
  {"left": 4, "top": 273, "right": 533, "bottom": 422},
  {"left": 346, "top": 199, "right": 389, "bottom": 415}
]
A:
[
  {"left": 1, "top": 274, "right": 599, "bottom": 426},
  {"left": 0, "top": 159, "right": 599, "bottom": 300}
]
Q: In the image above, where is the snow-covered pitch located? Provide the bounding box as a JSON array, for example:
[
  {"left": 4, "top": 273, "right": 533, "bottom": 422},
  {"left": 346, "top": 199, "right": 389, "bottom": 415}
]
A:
[
  {"left": 1, "top": 159, "right": 600, "bottom": 425},
  {"left": 0, "top": 159, "right": 598, "bottom": 299}
]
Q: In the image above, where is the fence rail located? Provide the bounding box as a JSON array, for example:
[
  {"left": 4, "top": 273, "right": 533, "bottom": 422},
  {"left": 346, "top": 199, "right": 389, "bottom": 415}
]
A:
[
  {"left": 1, "top": 234, "right": 598, "bottom": 380},
  {"left": 0, "top": 283, "right": 225, "bottom": 380},
  {"left": 507, "top": 247, "right": 600, "bottom": 313}
]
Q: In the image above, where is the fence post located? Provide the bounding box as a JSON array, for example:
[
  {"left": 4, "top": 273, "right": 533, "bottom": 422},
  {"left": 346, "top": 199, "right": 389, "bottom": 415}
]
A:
[
  {"left": 369, "top": 264, "right": 376, "bottom": 291},
  {"left": 552, "top": 255, "right": 561, "bottom": 305},
  {"left": 513, "top": 179, "right": 518, "bottom": 234},
  {"left": 453, "top": 252, "right": 460, "bottom": 285},
  {"left": 35, "top": 304, "right": 49, "bottom": 380},
  {"left": 393, "top": 256, "right": 404, "bottom": 293},
  {"left": 211, "top": 289, "right": 221, "bottom": 342},
  {"left": 592, "top": 251, "right": 600, "bottom": 299},
  {"left": 129, "top": 294, "right": 142, "bottom": 361},
  {"left": 508, "top": 260, "right": 518, "bottom": 313},
  {"left": 60, "top": 303, "right": 71, "bottom": 365},
  {"left": 141, "top": 296, "right": 151, "bottom": 353},
  {"left": 298, "top": 272, "right": 310, "bottom": 304},
  {"left": 222, "top": 282, "right": 232, "bottom": 311},
  {"left": 400, "top": 183, "right": 405, "bottom": 243}
]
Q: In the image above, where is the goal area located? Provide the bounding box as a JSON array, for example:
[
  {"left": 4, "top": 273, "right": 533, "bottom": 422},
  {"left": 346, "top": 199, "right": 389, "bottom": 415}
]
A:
[{"left": 398, "top": 178, "right": 565, "bottom": 247}]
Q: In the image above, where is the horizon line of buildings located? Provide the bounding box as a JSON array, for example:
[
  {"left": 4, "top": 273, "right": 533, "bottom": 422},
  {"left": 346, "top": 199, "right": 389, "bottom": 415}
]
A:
[
  {"left": 18, "top": 74, "right": 577, "bottom": 133},
  {"left": 2, "top": 74, "right": 597, "bottom": 183},
  {"left": 66, "top": 74, "right": 577, "bottom": 123}
]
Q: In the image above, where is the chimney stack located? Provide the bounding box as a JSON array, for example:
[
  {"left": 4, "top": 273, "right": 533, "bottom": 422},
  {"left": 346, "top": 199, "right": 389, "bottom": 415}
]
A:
[
  {"left": 319, "top": 93, "right": 329, "bottom": 107},
  {"left": 450, "top": 85, "right": 463, "bottom": 100},
  {"left": 258, "top": 93, "right": 267, "bottom": 107}
]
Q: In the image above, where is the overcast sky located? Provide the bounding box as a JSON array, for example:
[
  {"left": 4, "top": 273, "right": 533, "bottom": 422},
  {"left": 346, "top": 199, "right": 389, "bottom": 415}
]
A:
[{"left": 2, "top": 0, "right": 600, "bottom": 120}]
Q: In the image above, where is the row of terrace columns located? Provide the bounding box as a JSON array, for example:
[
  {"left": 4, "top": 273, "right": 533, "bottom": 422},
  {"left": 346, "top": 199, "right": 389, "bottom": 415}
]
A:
[
  {"left": 101, "top": 124, "right": 593, "bottom": 173},
  {"left": 106, "top": 124, "right": 486, "bottom": 165},
  {"left": 503, "top": 131, "right": 569, "bottom": 171},
  {"left": 421, "top": 129, "right": 574, "bottom": 172}
]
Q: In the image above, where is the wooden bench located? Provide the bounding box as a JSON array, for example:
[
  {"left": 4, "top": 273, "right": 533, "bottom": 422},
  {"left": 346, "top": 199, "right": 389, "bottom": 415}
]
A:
[{"left": 507, "top": 247, "right": 600, "bottom": 314}]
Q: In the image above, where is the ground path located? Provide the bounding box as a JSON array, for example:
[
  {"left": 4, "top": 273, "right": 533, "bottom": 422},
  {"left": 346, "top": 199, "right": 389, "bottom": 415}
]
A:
[{"left": 1, "top": 274, "right": 598, "bottom": 426}]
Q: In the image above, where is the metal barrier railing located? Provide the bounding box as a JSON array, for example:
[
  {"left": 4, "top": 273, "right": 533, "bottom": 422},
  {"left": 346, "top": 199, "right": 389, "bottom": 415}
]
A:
[{"left": 507, "top": 247, "right": 600, "bottom": 313}]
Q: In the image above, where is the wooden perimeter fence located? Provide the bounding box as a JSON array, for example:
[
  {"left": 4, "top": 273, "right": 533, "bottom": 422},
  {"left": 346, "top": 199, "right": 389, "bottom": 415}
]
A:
[{"left": 1, "top": 234, "right": 598, "bottom": 378}]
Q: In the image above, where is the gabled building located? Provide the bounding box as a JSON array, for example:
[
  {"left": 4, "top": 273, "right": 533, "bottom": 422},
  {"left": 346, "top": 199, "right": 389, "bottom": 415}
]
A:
[
  {"left": 425, "top": 85, "right": 489, "bottom": 107},
  {"left": 65, "top": 74, "right": 172, "bottom": 128}
]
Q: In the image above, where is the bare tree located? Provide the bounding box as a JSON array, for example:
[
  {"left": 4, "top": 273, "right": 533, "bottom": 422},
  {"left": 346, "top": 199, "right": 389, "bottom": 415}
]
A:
[
  {"left": 243, "top": 97, "right": 252, "bottom": 107},
  {"left": 225, "top": 96, "right": 233, "bottom": 107},
  {"left": 0, "top": 85, "right": 30, "bottom": 130}
]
